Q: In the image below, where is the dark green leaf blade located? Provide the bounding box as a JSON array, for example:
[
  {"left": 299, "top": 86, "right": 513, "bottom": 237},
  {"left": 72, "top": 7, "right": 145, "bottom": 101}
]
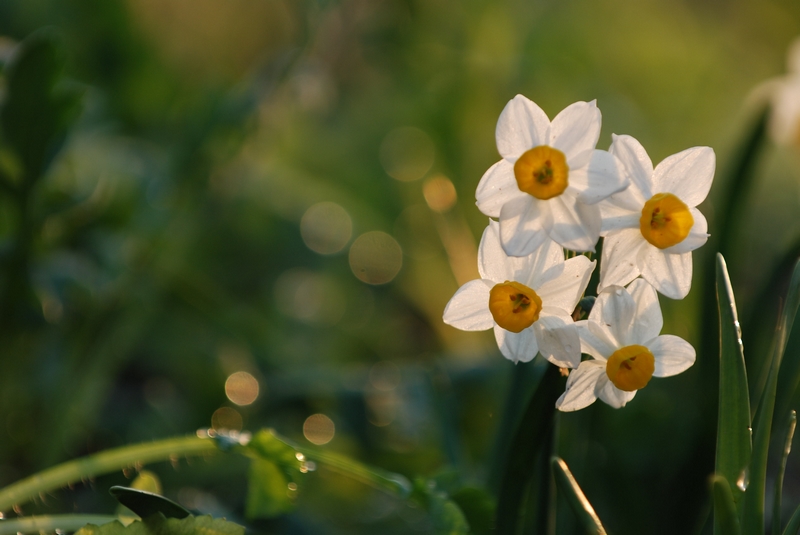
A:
[
  {"left": 109, "top": 487, "right": 190, "bottom": 520},
  {"left": 550, "top": 457, "right": 607, "bottom": 535},
  {"left": 715, "top": 253, "right": 752, "bottom": 517},
  {"left": 783, "top": 503, "right": 800, "bottom": 535},
  {"left": 495, "top": 363, "right": 563, "bottom": 535},
  {"left": 712, "top": 475, "right": 742, "bottom": 535},
  {"left": 773, "top": 411, "right": 797, "bottom": 535},
  {"left": 245, "top": 457, "right": 294, "bottom": 519},
  {"left": 744, "top": 259, "right": 800, "bottom": 535}
]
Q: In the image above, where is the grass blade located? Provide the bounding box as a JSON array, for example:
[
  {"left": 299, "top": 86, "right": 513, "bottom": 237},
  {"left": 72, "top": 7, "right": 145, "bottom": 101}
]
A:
[
  {"left": 743, "top": 259, "right": 800, "bottom": 535},
  {"left": 551, "top": 457, "right": 606, "bottom": 535},
  {"left": 784, "top": 503, "right": 800, "bottom": 535},
  {"left": 712, "top": 475, "right": 742, "bottom": 535},
  {"left": 714, "top": 253, "right": 752, "bottom": 519},
  {"left": 773, "top": 411, "right": 797, "bottom": 535}
]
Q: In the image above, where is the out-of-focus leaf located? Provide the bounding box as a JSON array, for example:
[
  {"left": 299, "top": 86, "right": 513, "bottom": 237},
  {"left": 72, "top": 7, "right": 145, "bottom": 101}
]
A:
[
  {"left": 551, "top": 457, "right": 606, "bottom": 535},
  {"left": 773, "top": 411, "right": 797, "bottom": 535},
  {"left": 496, "top": 363, "right": 563, "bottom": 534},
  {"left": 743, "top": 259, "right": 800, "bottom": 535},
  {"left": 0, "top": 29, "right": 82, "bottom": 184},
  {"left": 712, "top": 475, "right": 741, "bottom": 535},
  {"left": 75, "top": 514, "right": 244, "bottom": 535},
  {"left": 449, "top": 487, "right": 495, "bottom": 535},
  {"left": 714, "top": 253, "right": 751, "bottom": 516},
  {"left": 783, "top": 504, "right": 800, "bottom": 535},
  {"left": 109, "top": 487, "right": 191, "bottom": 520},
  {"left": 412, "top": 479, "right": 469, "bottom": 535},
  {"left": 245, "top": 457, "right": 294, "bottom": 519}
]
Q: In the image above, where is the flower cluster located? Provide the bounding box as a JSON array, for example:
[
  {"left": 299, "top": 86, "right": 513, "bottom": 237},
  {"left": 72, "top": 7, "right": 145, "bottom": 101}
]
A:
[{"left": 444, "top": 95, "right": 715, "bottom": 411}]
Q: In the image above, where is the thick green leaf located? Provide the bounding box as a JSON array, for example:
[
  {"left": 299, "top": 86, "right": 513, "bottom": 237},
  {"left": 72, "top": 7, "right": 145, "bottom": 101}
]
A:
[
  {"left": 496, "top": 363, "right": 563, "bottom": 535},
  {"left": 75, "top": 515, "right": 244, "bottom": 535},
  {"left": 712, "top": 475, "right": 742, "bottom": 535},
  {"left": 245, "top": 457, "right": 294, "bottom": 519},
  {"left": 773, "top": 411, "right": 797, "bottom": 535},
  {"left": 551, "top": 457, "right": 606, "bottom": 535},
  {"left": 715, "top": 253, "right": 752, "bottom": 515},
  {"left": 743, "top": 259, "right": 800, "bottom": 535},
  {"left": 110, "top": 487, "right": 190, "bottom": 520}
]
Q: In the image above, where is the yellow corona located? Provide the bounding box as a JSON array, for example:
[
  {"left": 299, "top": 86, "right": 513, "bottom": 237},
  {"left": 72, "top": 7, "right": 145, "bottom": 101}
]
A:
[
  {"left": 639, "top": 192, "right": 693, "bottom": 249},
  {"left": 605, "top": 344, "right": 655, "bottom": 392},
  {"left": 488, "top": 281, "right": 543, "bottom": 333},
  {"left": 513, "top": 146, "right": 569, "bottom": 200}
]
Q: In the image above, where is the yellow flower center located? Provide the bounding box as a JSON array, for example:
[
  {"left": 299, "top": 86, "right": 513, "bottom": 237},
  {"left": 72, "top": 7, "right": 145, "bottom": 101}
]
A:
[
  {"left": 513, "top": 146, "right": 569, "bottom": 200},
  {"left": 488, "top": 281, "right": 543, "bottom": 333},
  {"left": 639, "top": 192, "right": 693, "bottom": 249},
  {"left": 605, "top": 344, "right": 655, "bottom": 392}
]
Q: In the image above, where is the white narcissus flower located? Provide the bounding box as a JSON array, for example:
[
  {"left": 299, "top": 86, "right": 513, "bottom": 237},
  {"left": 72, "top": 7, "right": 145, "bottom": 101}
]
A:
[
  {"left": 475, "top": 95, "right": 627, "bottom": 255},
  {"left": 442, "top": 220, "right": 595, "bottom": 367},
  {"left": 769, "top": 37, "right": 800, "bottom": 146},
  {"left": 556, "top": 279, "right": 696, "bottom": 411},
  {"left": 598, "top": 134, "right": 714, "bottom": 299}
]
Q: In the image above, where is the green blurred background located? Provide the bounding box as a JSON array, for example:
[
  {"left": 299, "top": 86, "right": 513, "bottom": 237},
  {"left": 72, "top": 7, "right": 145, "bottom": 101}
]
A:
[{"left": 0, "top": 0, "right": 799, "bottom": 533}]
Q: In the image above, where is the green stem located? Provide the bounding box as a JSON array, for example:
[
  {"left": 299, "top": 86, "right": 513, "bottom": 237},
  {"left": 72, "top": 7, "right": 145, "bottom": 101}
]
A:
[
  {"left": 0, "top": 515, "right": 118, "bottom": 535},
  {"left": 0, "top": 435, "right": 218, "bottom": 512}
]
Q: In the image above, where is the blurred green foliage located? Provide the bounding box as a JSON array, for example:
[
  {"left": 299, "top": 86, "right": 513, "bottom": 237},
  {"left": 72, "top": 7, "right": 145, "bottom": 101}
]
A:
[{"left": 0, "top": 0, "right": 799, "bottom": 533}]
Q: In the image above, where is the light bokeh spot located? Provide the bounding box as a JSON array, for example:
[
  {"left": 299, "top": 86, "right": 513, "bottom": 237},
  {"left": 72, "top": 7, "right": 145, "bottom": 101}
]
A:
[
  {"left": 369, "top": 361, "right": 401, "bottom": 391},
  {"left": 423, "top": 175, "right": 457, "bottom": 213},
  {"left": 349, "top": 231, "right": 403, "bottom": 285},
  {"left": 274, "top": 269, "right": 346, "bottom": 325},
  {"left": 380, "top": 127, "right": 435, "bottom": 182},
  {"left": 303, "top": 413, "right": 335, "bottom": 445},
  {"left": 225, "top": 371, "right": 260, "bottom": 406},
  {"left": 300, "top": 202, "right": 353, "bottom": 254},
  {"left": 211, "top": 407, "right": 243, "bottom": 431}
]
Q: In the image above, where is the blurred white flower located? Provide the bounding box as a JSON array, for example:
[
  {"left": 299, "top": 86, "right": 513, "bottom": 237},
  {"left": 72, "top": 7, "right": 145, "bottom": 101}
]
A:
[
  {"left": 769, "top": 37, "right": 800, "bottom": 146},
  {"left": 556, "top": 280, "right": 695, "bottom": 411},
  {"left": 443, "top": 220, "right": 594, "bottom": 367},
  {"left": 476, "top": 95, "right": 627, "bottom": 255},
  {"left": 598, "top": 134, "right": 714, "bottom": 299}
]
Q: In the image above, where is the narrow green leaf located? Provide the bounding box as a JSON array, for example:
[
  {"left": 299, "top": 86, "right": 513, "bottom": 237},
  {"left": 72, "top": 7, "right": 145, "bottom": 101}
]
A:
[
  {"left": 411, "top": 479, "right": 470, "bottom": 535},
  {"left": 450, "top": 487, "right": 495, "bottom": 535},
  {"left": 744, "top": 259, "right": 800, "bottom": 535},
  {"left": 712, "top": 475, "right": 742, "bottom": 535},
  {"left": 715, "top": 253, "right": 752, "bottom": 513},
  {"left": 773, "top": 411, "right": 797, "bottom": 535},
  {"left": 550, "top": 457, "right": 607, "bottom": 535},
  {"left": 109, "top": 487, "right": 191, "bottom": 520},
  {"left": 495, "top": 363, "right": 564, "bottom": 534},
  {"left": 783, "top": 503, "right": 800, "bottom": 535}
]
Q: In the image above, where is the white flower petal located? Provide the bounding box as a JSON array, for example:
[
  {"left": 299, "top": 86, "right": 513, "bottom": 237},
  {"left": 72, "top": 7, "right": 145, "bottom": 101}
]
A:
[
  {"left": 652, "top": 146, "right": 715, "bottom": 207},
  {"left": 649, "top": 335, "right": 696, "bottom": 377},
  {"left": 591, "top": 285, "right": 636, "bottom": 346},
  {"left": 516, "top": 238, "right": 565, "bottom": 289},
  {"left": 549, "top": 101, "right": 601, "bottom": 157},
  {"left": 598, "top": 229, "right": 645, "bottom": 293},
  {"left": 568, "top": 150, "right": 628, "bottom": 205},
  {"left": 599, "top": 202, "right": 640, "bottom": 233},
  {"left": 576, "top": 321, "right": 614, "bottom": 360},
  {"left": 478, "top": 221, "right": 511, "bottom": 282},
  {"left": 596, "top": 374, "right": 636, "bottom": 408},
  {"left": 537, "top": 256, "right": 595, "bottom": 314},
  {"left": 494, "top": 324, "right": 539, "bottom": 363},
  {"left": 587, "top": 320, "right": 623, "bottom": 355},
  {"left": 442, "top": 279, "right": 494, "bottom": 331},
  {"left": 556, "top": 360, "right": 605, "bottom": 412},
  {"left": 662, "top": 207, "right": 709, "bottom": 254},
  {"left": 638, "top": 247, "right": 692, "bottom": 299},
  {"left": 533, "top": 314, "right": 582, "bottom": 368},
  {"left": 496, "top": 95, "right": 550, "bottom": 161},
  {"left": 626, "top": 278, "right": 663, "bottom": 343},
  {"left": 609, "top": 134, "right": 654, "bottom": 200},
  {"left": 476, "top": 160, "right": 525, "bottom": 218},
  {"left": 548, "top": 194, "right": 601, "bottom": 252},
  {"left": 499, "top": 195, "right": 552, "bottom": 256}
]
